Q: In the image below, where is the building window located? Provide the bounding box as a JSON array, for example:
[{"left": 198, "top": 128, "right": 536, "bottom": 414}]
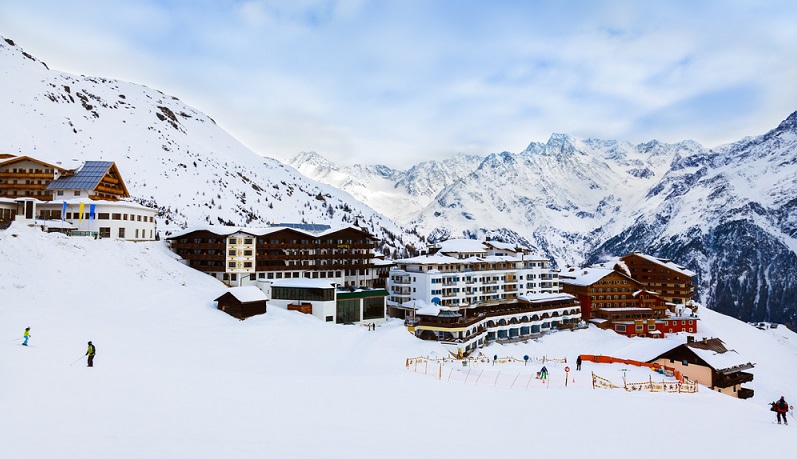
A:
[
  {"left": 135, "top": 229, "right": 139, "bottom": 238},
  {"left": 74, "top": 191, "right": 80, "bottom": 196},
  {"left": 99, "top": 227, "right": 110, "bottom": 238},
  {"left": 97, "top": 213, "right": 109, "bottom": 220},
  {"left": 228, "top": 238, "right": 237, "bottom": 244},
  {"left": 228, "top": 250, "right": 236, "bottom": 256},
  {"left": 615, "top": 325, "right": 626, "bottom": 332},
  {"left": 228, "top": 262, "right": 236, "bottom": 268},
  {"left": 118, "top": 227, "right": 125, "bottom": 238},
  {"left": 112, "top": 213, "right": 121, "bottom": 220},
  {"left": 243, "top": 262, "right": 252, "bottom": 268}
]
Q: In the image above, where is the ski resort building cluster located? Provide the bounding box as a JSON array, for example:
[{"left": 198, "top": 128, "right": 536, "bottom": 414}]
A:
[{"left": 167, "top": 224, "right": 391, "bottom": 325}]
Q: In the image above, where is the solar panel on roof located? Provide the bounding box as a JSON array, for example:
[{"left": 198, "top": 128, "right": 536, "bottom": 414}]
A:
[{"left": 46, "top": 161, "right": 114, "bottom": 190}]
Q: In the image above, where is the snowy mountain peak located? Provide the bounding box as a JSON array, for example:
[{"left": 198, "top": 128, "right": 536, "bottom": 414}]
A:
[{"left": 0, "top": 35, "right": 423, "bottom": 256}]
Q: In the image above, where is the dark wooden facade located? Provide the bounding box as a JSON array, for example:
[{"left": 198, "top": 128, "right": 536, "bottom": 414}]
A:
[
  {"left": 620, "top": 253, "right": 695, "bottom": 304},
  {"left": 560, "top": 268, "right": 667, "bottom": 319},
  {"left": 0, "top": 156, "right": 65, "bottom": 201},
  {"left": 169, "top": 226, "right": 388, "bottom": 288},
  {"left": 215, "top": 292, "right": 267, "bottom": 320}
]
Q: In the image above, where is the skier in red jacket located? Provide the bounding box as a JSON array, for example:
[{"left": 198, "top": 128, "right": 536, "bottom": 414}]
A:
[{"left": 774, "top": 396, "right": 789, "bottom": 425}]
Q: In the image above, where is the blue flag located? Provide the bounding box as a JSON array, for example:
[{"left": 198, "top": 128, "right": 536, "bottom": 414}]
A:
[
  {"left": 89, "top": 203, "right": 95, "bottom": 220},
  {"left": 62, "top": 201, "right": 67, "bottom": 221}
]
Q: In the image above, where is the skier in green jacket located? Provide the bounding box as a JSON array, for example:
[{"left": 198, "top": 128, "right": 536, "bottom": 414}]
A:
[{"left": 86, "top": 341, "right": 96, "bottom": 367}]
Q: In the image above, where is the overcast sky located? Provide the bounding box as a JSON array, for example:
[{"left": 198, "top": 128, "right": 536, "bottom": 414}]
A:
[{"left": 2, "top": 1, "right": 797, "bottom": 168}]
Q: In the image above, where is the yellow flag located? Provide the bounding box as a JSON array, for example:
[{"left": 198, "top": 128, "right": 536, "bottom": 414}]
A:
[{"left": 79, "top": 202, "right": 85, "bottom": 221}]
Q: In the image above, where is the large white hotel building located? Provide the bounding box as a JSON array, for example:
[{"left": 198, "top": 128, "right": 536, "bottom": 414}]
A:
[{"left": 387, "top": 239, "right": 560, "bottom": 310}]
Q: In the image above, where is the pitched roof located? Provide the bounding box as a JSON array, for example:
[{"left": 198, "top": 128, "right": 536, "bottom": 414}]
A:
[
  {"left": 220, "top": 286, "right": 268, "bottom": 303},
  {"left": 46, "top": 161, "right": 114, "bottom": 191},
  {"left": 625, "top": 252, "right": 696, "bottom": 277},
  {"left": 0, "top": 155, "right": 66, "bottom": 171}
]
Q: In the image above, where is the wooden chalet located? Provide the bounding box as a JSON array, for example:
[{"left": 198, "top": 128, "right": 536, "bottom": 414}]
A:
[
  {"left": 620, "top": 252, "right": 696, "bottom": 305},
  {"left": 560, "top": 265, "right": 698, "bottom": 338},
  {"left": 215, "top": 286, "right": 268, "bottom": 320},
  {"left": 46, "top": 161, "right": 130, "bottom": 201},
  {"left": 0, "top": 155, "right": 67, "bottom": 201},
  {"left": 649, "top": 336, "right": 754, "bottom": 399},
  {"left": 0, "top": 155, "right": 130, "bottom": 202}
]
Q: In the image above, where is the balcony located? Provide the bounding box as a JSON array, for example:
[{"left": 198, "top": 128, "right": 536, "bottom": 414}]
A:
[{"left": 737, "top": 387, "right": 754, "bottom": 400}]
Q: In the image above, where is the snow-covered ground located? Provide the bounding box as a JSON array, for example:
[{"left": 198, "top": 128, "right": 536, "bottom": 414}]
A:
[{"left": 1, "top": 222, "right": 795, "bottom": 458}]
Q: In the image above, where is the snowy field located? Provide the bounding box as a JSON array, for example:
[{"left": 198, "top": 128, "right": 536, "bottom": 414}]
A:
[{"left": 1, "top": 223, "right": 795, "bottom": 458}]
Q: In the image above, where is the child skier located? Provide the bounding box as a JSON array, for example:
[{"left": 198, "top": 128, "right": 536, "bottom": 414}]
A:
[{"left": 22, "top": 327, "right": 31, "bottom": 346}]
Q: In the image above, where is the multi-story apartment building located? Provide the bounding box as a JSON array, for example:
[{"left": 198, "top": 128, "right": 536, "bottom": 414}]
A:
[
  {"left": 167, "top": 225, "right": 391, "bottom": 289},
  {"left": 620, "top": 252, "right": 696, "bottom": 304},
  {"left": 387, "top": 239, "right": 560, "bottom": 311}
]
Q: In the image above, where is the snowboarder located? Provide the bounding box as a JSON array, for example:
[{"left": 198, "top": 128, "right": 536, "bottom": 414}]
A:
[
  {"left": 540, "top": 365, "right": 548, "bottom": 380},
  {"left": 86, "top": 341, "right": 96, "bottom": 367},
  {"left": 774, "top": 396, "right": 789, "bottom": 425},
  {"left": 22, "top": 327, "right": 31, "bottom": 346},
  {"left": 576, "top": 355, "right": 582, "bottom": 371}
]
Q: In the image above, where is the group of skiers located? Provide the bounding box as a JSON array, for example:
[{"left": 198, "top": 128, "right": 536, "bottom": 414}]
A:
[{"left": 16, "top": 326, "right": 97, "bottom": 367}]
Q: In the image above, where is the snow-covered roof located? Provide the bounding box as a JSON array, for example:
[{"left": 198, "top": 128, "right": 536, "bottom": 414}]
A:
[
  {"left": 627, "top": 252, "right": 696, "bottom": 277},
  {"left": 519, "top": 292, "right": 575, "bottom": 303},
  {"left": 559, "top": 267, "right": 615, "bottom": 286},
  {"left": 690, "top": 347, "right": 752, "bottom": 372},
  {"left": 166, "top": 224, "right": 373, "bottom": 240},
  {"left": 270, "top": 278, "right": 337, "bottom": 289},
  {"left": 485, "top": 240, "right": 531, "bottom": 252},
  {"left": 416, "top": 303, "right": 441, "bottom": 316},
  {"left": 223, "top": 286, "right": 267, "bottom": 303},
  {"left": 395, "top": 254, "right": 461, "bottom": 265},
  {"left": 436, "top": 238, "right": 487, "bottom": 253}
]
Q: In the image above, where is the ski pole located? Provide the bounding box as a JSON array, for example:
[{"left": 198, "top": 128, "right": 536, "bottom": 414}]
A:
[
  {"left": 9, "top": 337, "right": 23, "bottom": 342},
  {"left": 70, "top": 355, "right": 86, "bottom": 366}
]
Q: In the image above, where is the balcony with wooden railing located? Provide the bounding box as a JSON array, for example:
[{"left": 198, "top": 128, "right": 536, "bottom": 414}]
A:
[{"left": 0, "top": 172, "right": 55, "bottom": 179}]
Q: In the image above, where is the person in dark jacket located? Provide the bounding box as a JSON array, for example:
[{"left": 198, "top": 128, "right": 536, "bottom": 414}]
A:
[
  {"left": 86, "top": 341, "right": 96, "bottom": 367},
  {"left": 774, "top": 396, "right": 789, "bottom": 425},
  {"left": 576, "top": 355, "right": 582, "bottom": 371}
]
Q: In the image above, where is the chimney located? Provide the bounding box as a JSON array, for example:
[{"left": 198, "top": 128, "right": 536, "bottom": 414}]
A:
[
  {"left": 702, "top": 337, "right": 708, "bottom": 344},
  {"left": 687, "top": 336, "right": 695, "bottom": 343}
]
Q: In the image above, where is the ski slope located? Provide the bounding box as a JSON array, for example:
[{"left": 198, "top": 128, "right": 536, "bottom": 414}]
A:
[{"left": 1, "top": 223, "right": 795, "bottom": 458}]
